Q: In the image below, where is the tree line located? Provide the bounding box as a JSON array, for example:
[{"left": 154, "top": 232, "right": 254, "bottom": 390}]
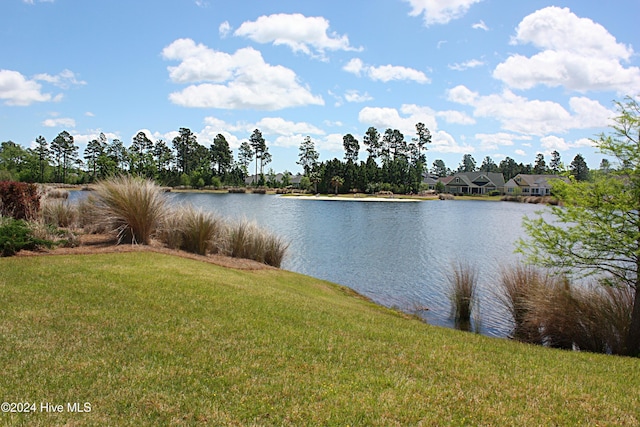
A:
[{"left": 1, "top": 123, "right": 595, "bottom": 191}]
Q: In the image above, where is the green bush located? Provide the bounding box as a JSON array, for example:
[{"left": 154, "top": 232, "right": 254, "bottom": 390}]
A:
[{"left": 0, "top": 218, "right": 53, "bottom": 256}]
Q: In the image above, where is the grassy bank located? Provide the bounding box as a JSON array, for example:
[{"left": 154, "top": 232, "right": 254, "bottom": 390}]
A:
[{"left": 1, "top": 253, "right": 639, "bottom": 426}]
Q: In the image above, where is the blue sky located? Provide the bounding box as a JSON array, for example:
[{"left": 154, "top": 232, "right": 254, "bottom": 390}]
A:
[{"left": 2, "top": 0, "right": 639, "bottom": 174}]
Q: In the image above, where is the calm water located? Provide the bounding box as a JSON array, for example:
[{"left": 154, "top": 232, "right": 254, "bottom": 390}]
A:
[{"left": 158, "top": 193, "right": 545, "bottom": 337}]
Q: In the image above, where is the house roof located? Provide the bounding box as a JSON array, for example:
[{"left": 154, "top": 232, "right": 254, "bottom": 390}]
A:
[
  {"left": 442, "top": 172, "right": 505, "bottom": 188},
  {"left": 510, "top": 174, "right": 569, "bottom": 188}
]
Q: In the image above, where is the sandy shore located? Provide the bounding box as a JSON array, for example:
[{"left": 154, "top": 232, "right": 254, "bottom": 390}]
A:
[{"left": 280, "top": 195, "right": 424, "bottom": 202}]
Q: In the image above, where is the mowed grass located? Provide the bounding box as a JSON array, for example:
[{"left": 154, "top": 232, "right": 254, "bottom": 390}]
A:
[{"left": 1, "top": 253, "right": 639, "bottom": 426}]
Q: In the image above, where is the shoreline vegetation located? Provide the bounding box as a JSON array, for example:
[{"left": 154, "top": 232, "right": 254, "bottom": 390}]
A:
[{"left": 1, "top": 252, "right": 639, "bottom": 425}]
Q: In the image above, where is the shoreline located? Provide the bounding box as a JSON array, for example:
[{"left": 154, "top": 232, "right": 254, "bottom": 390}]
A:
[{"left": 280, "top": 194, "right": 428, "bottom": 202}]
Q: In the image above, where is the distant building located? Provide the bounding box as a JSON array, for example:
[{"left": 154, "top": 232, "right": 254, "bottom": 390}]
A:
[
  {"left": 440, "top": 172, "right": 505, "bottom": 195},
  {"left": 503, "top": 174, "right": 569, "bottom": 196},
  {"left": 244, "top": 173, "right": 302, "bottom": 188}
]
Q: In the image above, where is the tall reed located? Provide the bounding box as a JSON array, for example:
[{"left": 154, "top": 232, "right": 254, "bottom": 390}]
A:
[
  {"left": 497, "top": 265, "right": 633, "bottom": 354},
  {"left": 497, "top": 265, "right": 548, "bottom": 343},
  {"left": 447, "top": 262, "right": 478, "bottom": 331},
  {"left": 93, "top": 176, "right": 167, "bottom": 244}
]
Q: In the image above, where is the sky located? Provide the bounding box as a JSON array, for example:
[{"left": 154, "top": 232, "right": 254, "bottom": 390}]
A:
[{"left": 1, "top": 0, "right": 639, "bottom": 174}]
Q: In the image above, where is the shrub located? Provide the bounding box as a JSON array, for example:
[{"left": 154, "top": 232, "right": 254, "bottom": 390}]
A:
[
  {"left": 497, "top": 265, "right": 548, "bottom": 343},
  {"left": 447, "top": 262, "right": 478, "bottom": 331},
  {"left": 497, "top": 265, "right": 634, "bottom": 355},
  {"left": 0, "top": 217, "right": 54, "bottom": 256},
  {"left": 41, "top": 199, "right": 77, "bottom": 228},
  {"left": 93, "top": 176, "right": 167, "bottom": 244},
  {"left": 224, "top": 220, "right": 288, "bottom": 267},
  {"left": 178, "top": 206, "right": 226, "bottom": 255},
  {"left": 0, "top": 181, "right": 40, "bottom": 221},
  {"left": 157, "top": 209, "right": 185, "bottom": 250}
]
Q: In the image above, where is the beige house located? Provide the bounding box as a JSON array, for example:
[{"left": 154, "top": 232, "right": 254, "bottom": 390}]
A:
[
  {"left": 504, "top": 174, "right": 569, "bottom": 196},
  {"left": 441, "top": 172, "right": 505, "bottom": 195}
]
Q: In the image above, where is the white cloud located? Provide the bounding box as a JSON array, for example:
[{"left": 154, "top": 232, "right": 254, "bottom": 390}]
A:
[
  {"left": 540, "top": 135, "right": 595, "bottom": 153},
  {"left": 344, "top": 90, "right": 373, "bottom": 103},
  {"left": 344, "top": 58, "right": 430, "bottom": 84},
  {"left": 404, "top": 0, "right": 483, "bottom": 26},
  {"left": 34, "top": 69, "right": 86, "bottom": 89},
  {"left": 0, "top": 69, "right": 54, "bottom": 106},
  {"left": 162, "top": 39, "right": 324, "bottom": 110},
  {"left": 472, "top": 20, "right": 488, "bottom": 31},
  {"left": 219, "top": 21, "right": 231, "bottom": 38},
  {"left": 447, "top": 85, "right": 614, "bottom": 135},
  {"left": 494, "top": 6, "right": 640, "bottom": 93},
  {"left": 436, "top": 110, "right": 475, "bottom": 125},
  {"left": 255, "top": 117, "right": 325, "bottom": 137},
  {"left": 343, "top": 58, "right": 364, "bottom": 75},
  {"left": 448, "top": 59, "right": 484, "bottom": 71},
  {"left": 234, "top": 13, "right": 360, "bottom": 59},
  {"left": 514, "top": 149, "right": 526, "bottom": 157},
  {"left": 474, "top": 132, "right": 531, "bottom": 151},
  {"left": 368, "top": 64, "right": 430, "bottom": 84},
  {"left": 42, "top": 117, "right": 76, "bottom": 128}
]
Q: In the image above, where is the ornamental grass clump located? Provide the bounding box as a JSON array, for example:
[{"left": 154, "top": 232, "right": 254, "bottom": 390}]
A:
[
  {"left": 93, "top": 176, "right": 167, "bottom": 244},
  {"left": 497, "top": 265, "right": 634, "bottom": 355},
  {"left": 176, "top": 206, "right": 226, "bottom": 256},
  {"left": 525, "top": 279, "right": 633, "bottom": 354},
  {"left": 224, "top": 219, "right": 288, "bottom": 268},
  {"left": 497, "top": 265, "right": 548, "bottom": 343},
  {"left": 41, "top": 199, "right": 77, "bottom": 229},
  {"left": 447, "top": 262, "right": 478, "bottom": 331}
]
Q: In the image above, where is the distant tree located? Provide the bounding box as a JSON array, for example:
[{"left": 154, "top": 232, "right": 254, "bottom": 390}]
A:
[
  {"left": 363, "top": 126, "right": 381, "bottom": 160},
  {"left": 549, "top": 150, "right": 562, "bottom": 174},
  {"left": 431, "top": 159, "right": 450, "bottom": 177},
  {"left": 130, "top": 131, "right": 155, "bottom": 177},
  {"left": 599, "top": 158, "right": 611, "bottom": 173},
  {"left": 172, "top": 128, "right": 198, "bottom": 175},
  {"left": 84, "top": 138, "right": 103, "bottom": 182},
  {"left": 330, "top": 175, "right": 344, "bottom": 194},
  {"left": 343, "top": 133, "right": 360, "bottom": 163},
  {"left": 106, "top": 138, "right": 127, "bottom": 173},
  {"left": 480, "top": 156, "right": 498, "bottom": 173},
  {"left": 249, "top": 129, "right": 266, "bottom": 183},
  {"left": 0, "top": 141, "right": 26, "bottom": 178},
  {"left": 152, "top": 139, "right": 174, "bottom": 179},
  {"left": 210, "top": 134, "right": 232, "bottom": 175},
  {"left": 381, "top": 128, "right": 406, "bottom": 163},
  {"left": 499, "top": 157, "right": 519, "bottom": 181},
  {"left": 570, "top": 153, "right": 590, "bottom": 181},
  {"left": 33, "top": 136, "right": 49, "bottom": 182},
  {"left": 297, "top": 136, "right": 319, "bottom": 176},
  {"left": 51, "top": 131, "right": 78, "bottom": 183},
  {"left": 457, "top": 154, "right": 477, "bottom": 173},
  {"left": 413, "top": 122, "right": 431, "bottom": 165},
  {"left": 533, "top": 153, "right": 547, "bottom": 174},
  {"left": 237, "top": 141, "right": 253, "bottom": 177}
]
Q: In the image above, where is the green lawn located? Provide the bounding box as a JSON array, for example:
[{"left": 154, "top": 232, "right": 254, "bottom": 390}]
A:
[{"left": 1, "top": 252, "right": 638, "bottom": 426}]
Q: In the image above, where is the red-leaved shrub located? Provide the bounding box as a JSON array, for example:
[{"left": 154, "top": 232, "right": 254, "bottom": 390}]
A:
[{"left": 0, "top": 181, "right": 41, "bottom": 220}]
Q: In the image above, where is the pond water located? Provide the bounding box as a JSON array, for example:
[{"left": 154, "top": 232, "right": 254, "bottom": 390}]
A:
[
  {"left": 168, "top": 193, "right": 547, "bottom": 337},
  {"left": 70, "top": 191, "right": 546, "bottom": 337}
]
